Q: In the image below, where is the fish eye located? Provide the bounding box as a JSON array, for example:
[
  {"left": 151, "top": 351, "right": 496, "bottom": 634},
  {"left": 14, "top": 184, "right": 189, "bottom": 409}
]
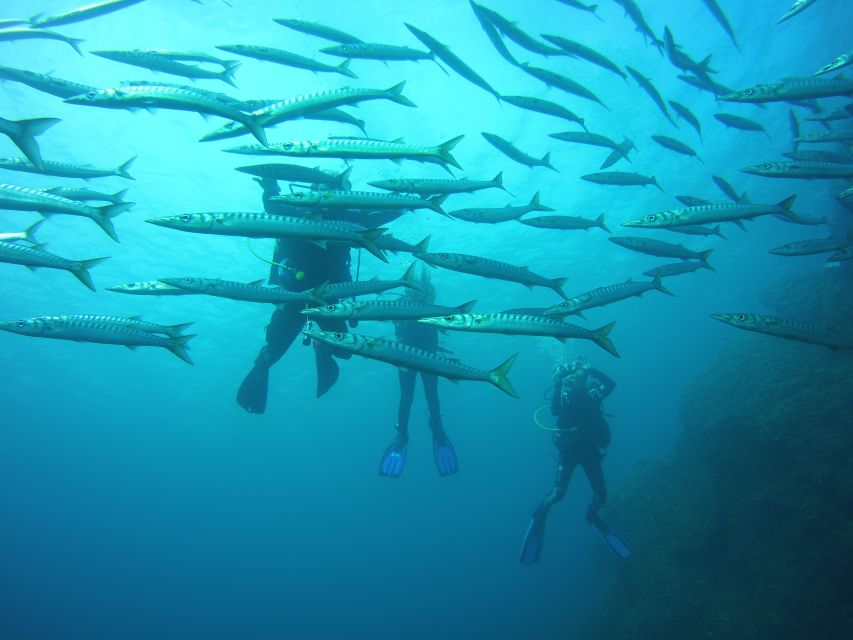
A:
[
  {"left": 762, "top": 163, "right": 772, "bottom": 170},
  {"left": 16, "top": 321, "right": 24, "bottom": 328},
  {"left": 86, "top": 91, "right": 97, "bottom": 99},
  {"left": 180, "top": 214, "right": 191, "bottom": 223},
  {"left": 646, "top": 214, "right": 655, "bottom": 221},
  {"left": 745, "top": 88, "right": 753, "bottom": 95},
  {"left": 736, "top": 314, "right": 746, "bottom": 321},
  {"left": 283, "top": 143, "right": 293, "bottom": 150},
  {"left": 326, "top": 305, "right": 335, "bottom": 311},
  {"left": 334, "top": 332, "right": 343, "bottom": 339},
  {"left": 445, "top": 316, "right": 453, "bottom": 321},
  {"left": 294, "top": 192, "right": 304, "bottom": 198},
  {"left": 184, "top": 278, "right": 192, "bottom": 283},
  {"left": 439, "top": 253, "right": 448, "bottom": 259}
]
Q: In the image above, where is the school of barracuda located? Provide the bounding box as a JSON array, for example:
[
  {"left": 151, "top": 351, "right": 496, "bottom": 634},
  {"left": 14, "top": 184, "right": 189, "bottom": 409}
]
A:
[{"left": 1, "top": 0, "right": 852, "bottom": 389}]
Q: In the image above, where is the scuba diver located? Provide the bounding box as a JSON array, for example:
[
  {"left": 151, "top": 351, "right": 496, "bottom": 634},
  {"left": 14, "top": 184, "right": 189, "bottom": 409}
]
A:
[
  {"left": 236, "top": 177, "right": 354, "bottom": 413},
  {"left": 379, "top": 269, "right": 458, "bottom": 478},
  {"left": 520, "top": 356, "right": 631, "bottom": 565}
]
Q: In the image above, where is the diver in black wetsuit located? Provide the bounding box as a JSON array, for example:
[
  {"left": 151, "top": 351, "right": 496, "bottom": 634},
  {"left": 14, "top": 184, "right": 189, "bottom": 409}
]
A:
[
  {"left": 378, "top": 272, "right": 458, "bottom": 477},
  {"left": 520, "top": 357, "right": 631, "bottom": 564},
  {"left": 236, "top": 178, "right": 353, "bottom": 413}
]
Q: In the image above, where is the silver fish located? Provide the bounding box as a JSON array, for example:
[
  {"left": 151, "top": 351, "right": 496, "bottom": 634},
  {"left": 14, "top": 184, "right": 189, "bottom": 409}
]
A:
[
  {"left": 302, "top": 298, "right": 476, "bottom": 321},
  {"left": 0, "top": 116, "right": 60, "bottom": 171},
  {"left": 0, "top": 241, "right": 107, "bottom": 290},
  {"left": 0, "top": 156, "right": 135, "bottom": 180},
  {"left": 609, "top": 236, "right": 713, "bottom": 267},
  {"left": 450, "top": 192, "right": 553, "bottom": 223},
  {"left": 159, "top": 277, "right": 327, "bottom": 305},
  {"left": 543, "top": 276, "right": 673, "bottom": 318},
  {"left": 712, "top": 312, "right": 852, "bottom": 351},
  {"left": 519, "top": 213, "right": 609, "bottom": 233}
]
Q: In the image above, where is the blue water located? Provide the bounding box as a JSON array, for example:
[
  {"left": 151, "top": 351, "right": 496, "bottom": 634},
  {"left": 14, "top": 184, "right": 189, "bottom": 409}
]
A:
[{"left": 1, "top": 1, "right": 851, "bottom": 638}]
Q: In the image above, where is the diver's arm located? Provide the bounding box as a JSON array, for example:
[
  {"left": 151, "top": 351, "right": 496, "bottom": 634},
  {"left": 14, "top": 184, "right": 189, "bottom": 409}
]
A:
[
  {"left": 550, "top": 378, "right": 563, "bottom": 416},
  {"left": 588, "top": 368, "right": 615, "bottom": 397}
]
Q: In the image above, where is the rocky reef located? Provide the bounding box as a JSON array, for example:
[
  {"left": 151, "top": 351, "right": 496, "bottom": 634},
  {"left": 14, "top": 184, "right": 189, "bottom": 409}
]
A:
[{"left": 580, "top": 266, "right": 853, "bottom": 640}]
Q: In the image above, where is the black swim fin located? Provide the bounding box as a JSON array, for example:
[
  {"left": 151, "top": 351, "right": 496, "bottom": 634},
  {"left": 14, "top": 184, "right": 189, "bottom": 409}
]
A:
[
  {"left": 433, "top": 432, "right": 459, "bottom": 476},
  {"left": 237, "top": 362, "right": 269, "bottom": 414},
  {"left": 520, "top": 507, "right": 547, "bottom": 566},
  {"left": 589, "top": 513, "right": 632, "bottom": 559},
  {"left": 314, "top": 342, "right": 340, "bottom": 397}
]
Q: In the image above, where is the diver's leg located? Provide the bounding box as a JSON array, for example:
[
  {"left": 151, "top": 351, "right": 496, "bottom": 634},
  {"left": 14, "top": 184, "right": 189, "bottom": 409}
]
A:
[
  {"left": 521, "top": 450, "right": 576, "bottom": 565},
  {"left": 541, "top": 450, "right": 578, "bottom": 512},
  {"left": 236, "top": 304, "right": 304, "bottom": 413},
  {"left": 580, "top": 447, "right": 608, "bottom": 523},
  {"left": 312, "top": 316, "right": 352, "bottom": 397},
  {"left": 379, "top": 370, "right": 416, "bottom": 478},
  {"left": 422, "top": 373, "right": 457, "bottom": 476}
]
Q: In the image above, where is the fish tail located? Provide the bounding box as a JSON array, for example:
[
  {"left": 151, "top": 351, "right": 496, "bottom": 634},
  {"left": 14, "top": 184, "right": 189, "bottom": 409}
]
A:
[
  {"left": 653, "top": 176, "right": 665, "bottom": 193},
  {"left": 71, "top": 256, "right": 109, "bottom": 292},
  {"left": 714, "top": 224, "right": 727, "bottom": 240},
  {"left": 336, "top": 165, "right": 354, "bottom": 190},
  {"left": 414, "top": 235, "right": 431, "bottom": 254},
  {"left": 221, "top": 60, "right": 241, "bottom": 88},
  {"left": 22, "top": 219, "right": 45, "bottom": 243},
  {"left": 13, "top": 117, "right": 60, "bottom": 171},
  {"left": 550, "top": 276, "right": 569, "bottom": 300},
  {"left": 117, "top": 156, "right": 136, "bottom": 180},
  {"left": 385, "top": 81, "right": 416, "bottom": 107},
  {"left": 700, "top": 249, "right": 715, "bottom": 270},
  {"left": 166, "top": 334, "right": 196, "bottom": 365},
  {"left": 68, "top": 37, "right": 85, "bottom": 57},
  {"left": 493, "top": 170, "right": 513, "bottom": 195},
  {"left": 542, "top": 151, "right": 559, "bottom": 173},
  {"left": 399, "top": 261, "right": 422, "bottom": 290},
  {"left": 778, "top": 194, "right": 797, "bottom": 218},
  {"left": 489, "top": 353, "right": 519, "bottom": 398},
  {"left": 112, "top": 188, "right": 129, "bottom": 203},
  {"left": 593, "top": 322, "right": 620, "bottom": 358},
  {"left": 358, "top": 227, "right": 389, "bottom": 263},
  {"left": 456, "top": 300, "right": 477, "bottom": 313},
  {"left": 437, "top": 134, "right": 464, "bottom": 170},
  {"left": 164, "top": 322, "right": 194, "bottom": 337},
  {"left": 654, "top": 275, "right": 675, "bottom": 297},
  {"left": 530, "top": 191, "right": 554, "bottom": 212},
  {"left": 308, "top": 281, "right": 331, "bottom": 305},
  {"left": 337, "top": 58, "right": 358, "bottom": 79},
  {"left": 596, "top": 213, "right": 610, "bottom": 233},
  {"left": 243, "top": 115, "right": 268, "bottom": 146},
  {"left": 428, "top": 193, "right": 450, "bottom": 216}
]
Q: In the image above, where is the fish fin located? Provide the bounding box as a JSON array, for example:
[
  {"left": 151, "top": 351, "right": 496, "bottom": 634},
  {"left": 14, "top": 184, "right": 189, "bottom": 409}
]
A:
[
  {"left": 167, "top": 334, "right": 196, "bottom": 365},
  {"left": 542, "top": 151, "right": 559, "bottom": 173},
  {"left": 428, "top": 193, "right": 450, "bottom": 216},
  {"left": 337, "top": 58, "right": 358, "bottom": 79},
  {"left": 593, "top": 322, "right": 620, "bottom": 358},
  {"left": 117, "top": 156, "right": 136, "bottom": 180},
  {"left": 456, "top": 300, "right": 477, "bottom": 313},
  {"left": 358, "top": 227, "right": 389, "bottom": 263},
  {"left": 12, "top": 117, "right": 61, "bottom": 171},
  {"left": 596, "top": 213, "right": 610, "bottom": 233},
  {"left": 221, "top": 60, "right": 241, "bottom": 88},
  {"left": 336, "top": 165, "right": 354, "bottom": 190},
  {"left": 414, "top": 235, "right": 431, "bottom": 254},
  {"left": 654, "top": 275, "right": 675, "bottom": 296},
  {"left": 400, "top": 261, "right": 421, "bottom": 290},
  {"left": 437, "top": 134, "right": 465, "bottom": 170},
  {"left": 165, "top": 322, "right": 194, "bottom": 336},
  {"left": 384, "top": 81, "right": 416, "bottom": 107},
  {"left": 125, "top": 345, "right": 138, "bottom": 351},
  {"left": 243, "top": 116, "right": 268, "bottom": 146},
  {"left": 248, "top": 279, "right": 265, "bottom": 286},
  {"left": 22, "top": 219, "right": 45, "bottom": 243},
  {"left": 777, "top": 194, "right": 798, "bottom": 218},
  {"left": 551, "top": 277, "right": 569, "bottom": 300},
  {"left": 71, "top": 256, "right": 109, "bottom": 292},
  {"left": 700, "top": 249, "right": 715, "bottom": 271},
  {"left": 713, "top": 224, "right": 726, "bottom": 240},
  {"left": 69, "top": 38, "right": 85, "bottom": 57},
  {"left": 493, "top": 170, "right": 512, "bottom": 195},
  {"left": 489, "top": 353, "right": 519, "bottom": 398}
]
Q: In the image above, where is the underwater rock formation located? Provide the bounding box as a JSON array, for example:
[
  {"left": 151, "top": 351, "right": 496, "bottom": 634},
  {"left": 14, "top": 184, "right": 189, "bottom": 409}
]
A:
[{"left": 581, "top": 266, "right": 853, "bottom": 640}]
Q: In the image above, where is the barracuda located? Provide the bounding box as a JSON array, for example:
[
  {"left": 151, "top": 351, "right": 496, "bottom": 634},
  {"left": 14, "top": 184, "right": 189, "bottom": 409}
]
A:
[
  {"left": 713, "top": 113, "right": 771, "bottom": 140},
  {"left": 0, "top": 241, "right": 107, "bottom": 291},
  {"left": 741, "top": 161, "right": 853, "bottom": 180},
  {"left": 159, "top": 277, "right": 327, "bottom": 305},
  {"left": 549, "top": 131, "right": 634, "bottom": 169},
  {"left": 313, "top": 263, "right": 421, "bottom": 301},
  {"left": 450, "top": 192, "right": 553, "bottom": 223},
  {"left": 271, "top": 189, "right": 448, "bottom": 215},
  {"left": 769, "top": 234, "right": 851, "bottom": 256},
  {"left": 92, "top": 50, "right": 241, "bottom": 87},
  {"left": 0, "top": 183, "right": 131, "bottom": 241},
  {"left": 0, "top": 220, "right": 42, "bottom": 243},
  {"left": 609, "top": 236, "right": 714, "bottom": 267},
  {"left": 541, "top": 34, "right": 626, "bottom": 79},
  {"left": 0, "top": 65, "right": 97, "bottom": 99},
  {"left": 414, "top": 236, "right": 568, "bottom": 299},
  {"left": 272, "top": 18, "right": 364, "bottom": 44},
  {"left": 521, "top": 63, "right": 607, "bottom": 108},
  {"left": 0, "top": 28, "right": 84, "bottom": 56},
  {"left": 303, "top": 328, "right": 518, "bottom": 397},
  {"left": 201, "top": 82, "right": 412, "bottom": 141},
  {"left": 145, "top": 211, "right": 388, "bottom": 262},
  {"left": 235, "top": 164, "right": 352, "bottom": 189},
  {"left": 652, "top": 135, "right": 702, "bottom": 162},
  {"left": 543, "top": 276, "right": 673, "bottom": 318},
  {"left": 471, "top": 4, "right": 562, "bottom": 57},
  {"left": 643, "top": 261, "right": 711, "bottom": 278},
  {"left": 712, "top": 312, "right": 853, "bottom": 351},
  {"left": 721, "top": 75, "right": 853, "bottom": 103},
  {"left": 582, "top": 171, "right": 662, "bottom": 191},
  {"left": 669, "top": 101, "right": 703, "bottom": 140},
  {"left": 302, "top": 298, "right": 476, "bottom": 322},
  {"left": 482, "top": 133, "right": 555, "bottom": 171},
  {"left": 65, "top": 84, "right": 269, "bottom": 145},
  {"left": 107, "top": 280, "right": 193, "bottom": 296},
  {"left": 225, "top": 135, "right": 464, "bottom": 174},
  {"left": 320, "top": 43, "right": 435, "bottom": 64},
  {"left": 501, "top": 95, "right": 586, "bottom": 130},
  {"left": 794, "top": 131, "right": 853, "bottom": 144},
  {"left": 626, "top": 66, "right": 675, "bottom": 125},
  {"left": 47, "top": 314, "right": 193, "bottom": 337},
  {"left": 814, "top": 51, "right": 853, "bottom": 76},
  {"left": 215, "top": 44, "right": 356, "bottom": 78},
  {"left": 519, "top": 213, "right": 610, "bottom": 233},
  {"left": 368, "top": 172, "right": 508, "bottom": 196},
  {"left": 30, "top": 0, "right": 147, "bottom": 28},
  {"left": 0, "top": 156, "right": 136, "bottom": 180},
  {"left": 419, "top": 312, "right": 619, "bottom": 357},
  {"left": 43, "top": 186, "right": 129, "bottom": 204},
  {"left": 622, "top": 196, "right": 798, "bottom": 229},
  {"left": 0, "top": 315, "right": 195, "bottom": 364}
]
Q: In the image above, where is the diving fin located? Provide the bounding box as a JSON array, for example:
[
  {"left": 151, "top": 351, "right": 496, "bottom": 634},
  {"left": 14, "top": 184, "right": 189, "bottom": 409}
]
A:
[
  {"left": 432, "top": 432, "right": 459, "bottom": 476},
  {"left": 589, "top": 513, "right": 632, "bottom": 559},
  {"left": 237, "top": 361, "right": 269, "bottom": 414},
  {"left": 379, "top": 434, "right": 408, "bottom": 478},
  {"left": 520, "top": 507, "right": 547, "bottom": 566}
]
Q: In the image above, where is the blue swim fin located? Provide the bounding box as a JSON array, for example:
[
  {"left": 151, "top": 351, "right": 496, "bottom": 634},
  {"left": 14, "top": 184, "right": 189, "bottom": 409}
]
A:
[
  {"left": 589, "top": 513, "right": 632, "bottom": 559},
  {"left": 379, "top": 435, "right": 407, "bottom": 478},
  {"left": 433, "top": 432, "right": 459, "bottom": 476},
  {"left": 520, "top": 507, "right": 547, "bottom": 566}
]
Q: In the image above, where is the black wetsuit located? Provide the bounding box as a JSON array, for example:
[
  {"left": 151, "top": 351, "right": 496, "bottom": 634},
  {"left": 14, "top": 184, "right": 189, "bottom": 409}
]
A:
[
  {"left": 541, "top": 368, "right": 615, "bottom": 519},
  {"left": 394, "top": 319, "right": 442, "bottom": 435},
  {"left": 236, "top": 180, "right": 353, "bottom": 413}
]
